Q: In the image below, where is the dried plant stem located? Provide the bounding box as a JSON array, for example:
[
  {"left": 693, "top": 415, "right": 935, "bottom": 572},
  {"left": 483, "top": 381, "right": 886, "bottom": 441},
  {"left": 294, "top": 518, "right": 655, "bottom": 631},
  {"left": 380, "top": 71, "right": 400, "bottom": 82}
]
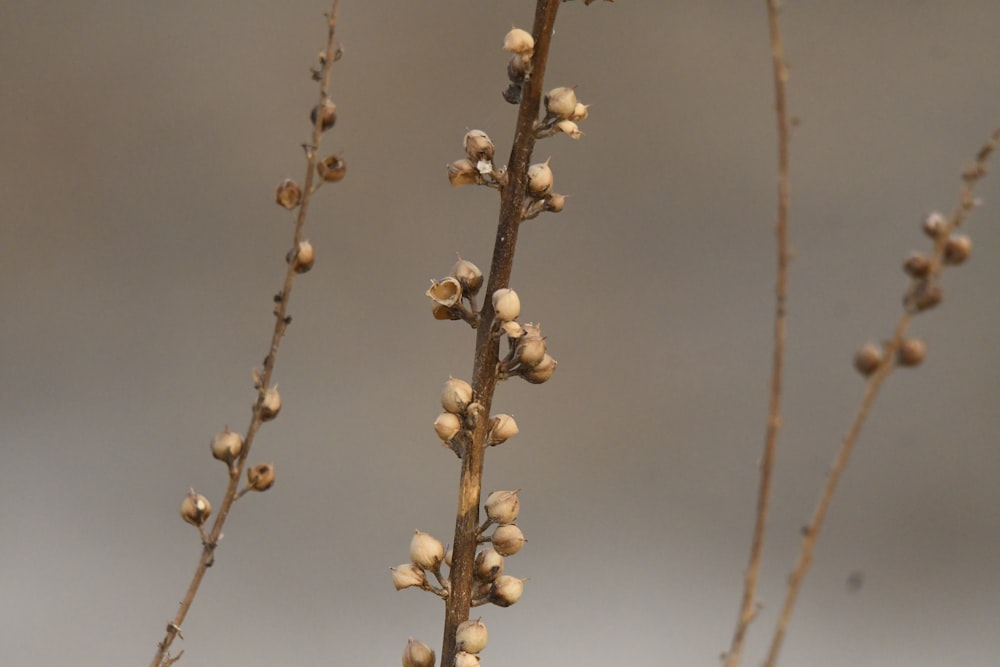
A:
[
  {"left": 723, "top": 2, "right": 790, "bottom": 666},
  {"left": 148, "top": 3, "right": 340, "bottom": 665},
  {"left": 762, "top": 125, "right": 1000, "bottom": 667},
  {"left": 439, "top": 3, "right": 560, "bottom": 667}
]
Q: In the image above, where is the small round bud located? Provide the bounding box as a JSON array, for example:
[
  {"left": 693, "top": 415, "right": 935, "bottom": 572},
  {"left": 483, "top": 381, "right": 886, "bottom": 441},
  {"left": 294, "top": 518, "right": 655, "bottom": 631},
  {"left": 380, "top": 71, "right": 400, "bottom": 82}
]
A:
[
  {"left": 487, "top": 414, "right": 519, "bottom": 446},
  {"left": 491, "top": 524, "right": 525, "bottom": 556},
  {"left": 391, "top": 563, "right": 426, "bottom": 591},
  {"left": 485, "top": 490, "right": 520, "bottom": 524},
  {"left": 521, "top": 354, "right": 557, "bottom": 384},
  {"left": 853, "top": 342, "right": 883, "bottom": 377},
  {"left": 274, "top": 178, "right": 302, "bottom": 210},
  {"left": 210, "top": 427, "right": 243, "bottom": 464},
  {"left": 475, "top": 547, "right": 504, "bottom": 582},
  {"left": 492, "top": 288, "right": 521, "bottom": 322},
  {"left": 903, "top": 252, "right": 932, "bottom": 278},
  {"left": 448, "top": 159, "right": 479, "bottom": 187},
  {"left": 451, "top": 257, "right": 484, "bottom": 297},
  {"left": 410, "top": 530, "right": 445, "bottom": 571},
  {"left": 555, "top": 119, "right": 582, "bottom": 139},
  {"left": 310, "top": 98, "right": 337, "bottom": 131},
  {"left": 402, "top": 638, "right": 436, "bottom": 667},
  {"left": 515, "top": 334, "right": 547, "bottom": 367},
  {"left": 544, "top": 86, "right": 578, "bottom": 120},
  {"left": 441, "top": 377, "right": 474, "bottom": 414},
  {"left": 456, "top": 618, "right": 489, "bottom": 654},
  {"left": 911, "top": 280, "right": 943, "bottom": 311},
  {"left": 527, "top": 159, "right": 553, "bottom": 197},
  {"left": 545, "top": 192, "right": 566, "bottom": 212},
  {"left": 570, "top": 102, "right": 590, "bottom": 121},
  {"left": 897, "top": 338, "right": 927, "bottom": 367},
  {"left": 427, "top": 277, "right": 462, "bottom": 308},
  {"left": 501, "top": 321, "right": 524, "bottom": 339},
  {"left": 921, "top": 211, "right": 947, "bottom": 238},
  {"left": 180, "top": 489, "right": 212, "bottom": 527},
  {"left": 288, "top": 240, "right": 315, "bottom": 274},
  {"left": 943, "top": 234, "right": 972, "bottom": 265},
  {"left": 247, "top": 462, "right": 275, "bottom": 491},
  {"left": 434, "top": 412, "right": 462, "bottom": 441},
  {"left": 502, "top": 27, "right": 534, "bottom": 56},
  {"left": 259, "top": 386, "right": 281, "bottom": 421},
  {"left": 317, "top": 155, "right": 347, "bottom": 182},
  {"left": 490, "top": 575, "right": 525, "bottom": 607},
  {"left": 464, "top": 130, "right": 495, "bottom": 163},
  {"left": 454, "top": 652, "right": 481, "bottom": 667}
]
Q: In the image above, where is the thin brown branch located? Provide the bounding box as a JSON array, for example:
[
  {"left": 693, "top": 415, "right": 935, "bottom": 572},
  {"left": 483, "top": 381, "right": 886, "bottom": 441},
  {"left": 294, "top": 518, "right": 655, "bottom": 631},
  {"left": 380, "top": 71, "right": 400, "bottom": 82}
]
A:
[
  {"left": 148, "top": 3, "right": 341, "bottom": 665},
  {"left": 762, "top": 125, "right": 1000, "bottom": 667},
  {"left": 723, "top": 2, "right": 790, "bottom": 666},
  {"left": 439, "top": 3, "right": 561, "bottom": 667}
]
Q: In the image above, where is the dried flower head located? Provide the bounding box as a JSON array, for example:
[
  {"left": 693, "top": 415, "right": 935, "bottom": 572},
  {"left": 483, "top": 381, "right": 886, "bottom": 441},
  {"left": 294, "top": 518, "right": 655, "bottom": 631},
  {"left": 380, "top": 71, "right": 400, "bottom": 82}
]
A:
[
  {"left": 491, "top": 523, "right": 526, "bottom": 556},
  {"left": 317, "top": 155, "right": 347, "bottom": 183},
  {"left": 309, "top": 98, "right": 337, "bottom": 131},
  {"left": 853, "top": 342, "right": 883, "bottom": 377},
  {"left": 247, "top": 462, "right": 276, "bottom": 491},
  {"left": 485, "top": 490, "right": 520, "bottom": 524},
  {"left": 409, "top": 530, "right": 446, "bottom": 571},
  {"left": 502, "top": 27, "right": 534, "bottom": 56},
  {"left": 441, "top": 377, "right": 474, "bottom": 415},
  {"left": 391, "top": 563, "right": 426, "bottom": 591},
  {"left": 455, "top": 618, "right": 489, "bottom": 654},
  {"left": 402, "top": 638, "right": 436, "bottom": 667},
  {"left": 897, "top": 338, "right": 927, "bottom": 367},
  {"left": 275, "top": 178, "right": 302, "bottom": 210}
]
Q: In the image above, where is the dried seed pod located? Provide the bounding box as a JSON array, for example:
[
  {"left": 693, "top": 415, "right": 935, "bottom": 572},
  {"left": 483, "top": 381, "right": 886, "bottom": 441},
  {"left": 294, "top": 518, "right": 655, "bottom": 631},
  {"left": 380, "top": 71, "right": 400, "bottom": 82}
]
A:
[
  {"left": 492, "top": 288, "right": 521, "bottom": 322},
  {"left": 451, "top": 257, "right": 484, "bottom": 296},
  {"left": 903, "top": 252, "right": 932, "bottom": 278},
  {"left": 943, "top": 234, "right": 972, "bottom": 265},
  {"left": 434, "top": 411, "right": 462, "bottom": 442},
  {"left": 247, "top": 462, "right": 276, "bottom": 491},
  {"left": 410, "top": 530, "right": 445, "bottom": 571},
  {"left": 441, "top": 377, "right": 474, "bottom": 414},
  {"left": 426, "top": 277, "right": 462, "bottom": 308},
  {"left": 180, "top": 489, "right": 211, "bottom": 527},
  {"left": 485, "top": 490, "right": 520, "bottom": 524},
  {"left": 456, "top": 618, "right": 489, "bottom": 654},
  {"left": 544, "top": 86, "right": 578, "bottom": 120},
  {"left": 555, "top": 119, "right": 582, "bottom": 139},
  {"left": 391, "top": 563, "right": 426, "bottom": 591},
  {"left": 259, "top": 386, "right": 281, "bottom": 421},
  {"left": 464, "top": 130, "right": 495, "bottom": 163},
  {"left": 432, "top": 303, "right": 462, "bottom": 321},
  {"left": 454, "top": 652, "right": 481, "bottom": 667},
  {"left": 274, "top": 178, "right": 302, "bottom": 210},
  {"left": 474, "top": 547, "right": 504, "bottom": 582},
  {"left": 526, "top": 159, "right": 553, "bottom": 197},
  {"left": 521, "top": 354, "right": 557, "bottom": 384},
  {"left": 897, "top": 338, "right": 927, "bottom": 367},
  {"left": 402, "top": 638, "right": 436, "bottom": 667},
  {"left": 210, "top": 427, "right": 243, "bottom": 464},
  {"left": 491, "top": 524, "right": 525, "bottom": 556},
  {"left": 853, "top": 342, "right": 883, "bottom": 377},
  {"left": 921, "top": 211, "right": 948, "bottom": 238},
  {"left": 309, "top": 98, "right": 337, "bottom": 131},
  {"left": 288, "top": 240, "right": 315, "bottom": 273},
  {"left": 487, "top": 414, "right": 519, "bottom": 446},
  {"left": 507, "top": 54, "right": 529, "bottom": 83},
  {"left": 490, "top": 575, "right": 525, "bottom": 607},
  {"left": 317, "top": 155, "right": 347, "bottom": 182},
  {"left": 448, "top": 159, "right": 479, "bottom": 186},
  {"left": 502, "top": 27, "right": 534, "bottom": 56}
]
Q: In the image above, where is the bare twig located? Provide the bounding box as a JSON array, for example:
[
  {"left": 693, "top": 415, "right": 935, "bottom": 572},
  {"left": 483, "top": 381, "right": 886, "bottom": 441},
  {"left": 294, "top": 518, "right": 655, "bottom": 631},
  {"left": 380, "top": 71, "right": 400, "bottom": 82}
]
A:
[
  {"left": 762, "top": 126, "right": 1000, "bottom": 667},
  {"left": 438, "top": 3, "right": 561, "bottom": 667},
  {"left": 148, "top": 3, "right": 341, "bottom": 665},
  {"left": 723, "top": 2, "right": 790, "bottom": 665}
]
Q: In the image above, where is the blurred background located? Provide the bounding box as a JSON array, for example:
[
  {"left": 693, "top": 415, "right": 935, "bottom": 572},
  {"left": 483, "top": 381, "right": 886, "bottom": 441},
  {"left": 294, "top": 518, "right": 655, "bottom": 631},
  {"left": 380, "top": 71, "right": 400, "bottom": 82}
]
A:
[{"left": 2, "top": 2, "right": 999, "bottom": 665}]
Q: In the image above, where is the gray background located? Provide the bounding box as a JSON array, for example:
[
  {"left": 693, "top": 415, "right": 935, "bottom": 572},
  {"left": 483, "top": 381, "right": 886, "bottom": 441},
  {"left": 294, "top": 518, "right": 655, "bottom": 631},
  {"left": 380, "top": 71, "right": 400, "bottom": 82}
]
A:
[{"left": 2, "top": 2, "right": 999, "bottom": 666}]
